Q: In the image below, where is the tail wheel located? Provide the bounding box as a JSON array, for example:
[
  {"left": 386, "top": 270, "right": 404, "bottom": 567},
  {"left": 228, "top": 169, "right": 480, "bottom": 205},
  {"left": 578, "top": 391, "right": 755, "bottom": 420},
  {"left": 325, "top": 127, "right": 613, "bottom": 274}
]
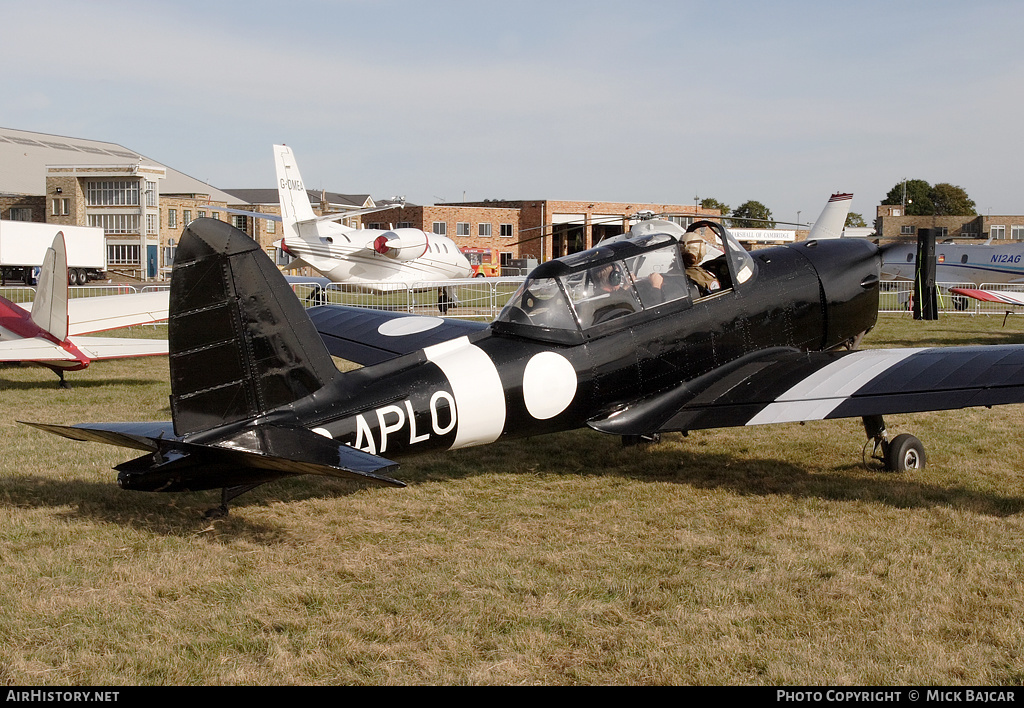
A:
[{"left": 885, "top": 433, "right": 926, "bottom": 472}]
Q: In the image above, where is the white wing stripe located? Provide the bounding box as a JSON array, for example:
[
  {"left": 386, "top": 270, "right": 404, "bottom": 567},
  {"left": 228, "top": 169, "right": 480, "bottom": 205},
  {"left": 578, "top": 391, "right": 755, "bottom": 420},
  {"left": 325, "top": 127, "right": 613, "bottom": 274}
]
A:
[{"left": 747, "top": 348, "right": 926, "bottom": 425}]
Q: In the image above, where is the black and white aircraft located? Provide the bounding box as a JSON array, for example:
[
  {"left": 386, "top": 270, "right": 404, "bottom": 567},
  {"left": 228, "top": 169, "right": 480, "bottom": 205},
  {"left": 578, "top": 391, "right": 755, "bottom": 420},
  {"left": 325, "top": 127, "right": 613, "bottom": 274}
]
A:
[{"left": 25, "top": 217, "right": 1024, "bottom": 514}]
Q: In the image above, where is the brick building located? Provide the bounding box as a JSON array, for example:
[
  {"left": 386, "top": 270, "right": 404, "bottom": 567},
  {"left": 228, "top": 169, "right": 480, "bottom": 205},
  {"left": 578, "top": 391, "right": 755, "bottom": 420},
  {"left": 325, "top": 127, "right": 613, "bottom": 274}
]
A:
[
  {"left": 369, "top": 199, "right": 721, "bottom": 265},
  {"left": 875, "top": 204, "right": 1024, "bottom": 243}
]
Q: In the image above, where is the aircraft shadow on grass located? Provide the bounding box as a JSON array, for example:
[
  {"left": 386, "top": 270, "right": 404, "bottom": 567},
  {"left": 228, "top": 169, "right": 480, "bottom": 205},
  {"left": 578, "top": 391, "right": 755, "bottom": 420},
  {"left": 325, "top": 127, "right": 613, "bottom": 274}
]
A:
[
  {"left": 0, "top": 375, "right": 161, "bottom": 391},
  {"left": 3, "top": 429, "right": 1022, "bottom": 542}
]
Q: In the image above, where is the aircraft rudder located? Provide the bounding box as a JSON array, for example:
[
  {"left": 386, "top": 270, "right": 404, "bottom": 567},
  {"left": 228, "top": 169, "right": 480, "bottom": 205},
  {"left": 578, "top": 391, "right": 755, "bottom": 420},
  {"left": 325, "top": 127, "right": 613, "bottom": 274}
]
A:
[
  {"left": 168, "top": 218, "right": 339, "bottom": 437},
  {"left": 30, "top": 232, "right": 69, "bottom": 342},
  {"left": 274, "top": 144, "right": 317, "bottom": 230}
]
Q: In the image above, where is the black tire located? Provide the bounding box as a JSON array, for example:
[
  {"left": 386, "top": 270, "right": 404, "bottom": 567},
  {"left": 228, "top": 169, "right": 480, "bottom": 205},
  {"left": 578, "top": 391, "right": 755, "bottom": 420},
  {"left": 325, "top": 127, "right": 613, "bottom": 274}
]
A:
[
  {"left": 885, "top": 433, "right": 926, "bottom": 472},
  {"left": 67, "top": 269, "right": 79, "bottom": 286}
]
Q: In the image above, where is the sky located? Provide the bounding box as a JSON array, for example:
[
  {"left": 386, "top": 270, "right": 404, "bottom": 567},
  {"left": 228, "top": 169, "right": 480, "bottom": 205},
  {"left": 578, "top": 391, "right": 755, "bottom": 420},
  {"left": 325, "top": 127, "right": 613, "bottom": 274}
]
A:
[{"left": 2, "top": 0, "right": 1023, "bottom": 227}]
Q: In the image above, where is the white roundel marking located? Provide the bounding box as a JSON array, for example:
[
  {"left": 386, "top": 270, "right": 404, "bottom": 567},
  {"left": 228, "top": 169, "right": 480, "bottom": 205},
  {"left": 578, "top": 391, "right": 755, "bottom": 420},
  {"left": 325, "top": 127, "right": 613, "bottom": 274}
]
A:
[
  {"left": 378, "top": 317, "right": 445, "bottom": 337},
  {"left": 522, "top": 352, "right": 577, "bottom": 419}
]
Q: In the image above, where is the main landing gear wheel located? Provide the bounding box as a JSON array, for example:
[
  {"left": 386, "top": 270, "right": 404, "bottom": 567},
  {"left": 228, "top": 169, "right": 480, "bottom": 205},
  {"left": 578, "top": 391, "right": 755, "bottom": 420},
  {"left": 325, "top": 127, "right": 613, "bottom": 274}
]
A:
[
  {"left": 861, "top": 415, "right": 927, "bottom": 472},
  {"left": 885, "top": 433, "right": 926, "bottom": 472}
]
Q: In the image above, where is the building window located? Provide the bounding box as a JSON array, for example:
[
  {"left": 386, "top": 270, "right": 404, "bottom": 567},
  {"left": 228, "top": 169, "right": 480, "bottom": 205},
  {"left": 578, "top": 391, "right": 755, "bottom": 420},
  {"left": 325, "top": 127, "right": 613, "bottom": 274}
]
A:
[
  {"left": 147, "top": 213, "right": 158, "bottom": 234},
  {"left": 86, "top": 180, "right": 139, "bottom": 206},
  {"left": 183, "top": 210, "right": 192, "bottom": 224},
  {"left": 500, "top": 251, "right": 513, "bottom": 265},
  {"left": 936, "top": 227, "right": 948, "bottom": 239},
  {"left": 89, "top": 213, "right": 140, "bottom": 234},
  {"left": 991, "top": 225, "right": 1006, "bottom": 240},
  {"left": 145, "top": 181, "right": 157, "bottom": 207},
  {"left": 266, "top": 219, "right": 275, "bottom": 234},
  {"left": 232, "top": 215, "right": 247, "bottom": 230},
  {"left": 669, "top": 216, "right": 694, "bottom": 229},
  {"left": 478, "top": 223, "right": 492, "bottom": 237},
  {"left": 397, "top": 222, "right": 411, "bottom": 229},
  {"left": 9, "top": 208, "right": 32, "bottom": 221},
  {"left": 1012, "top": 226, "right": 1024, "bottom": 241},
  {"left": 500, "top": 223, "right": 514, "bottom": 238},
  {"left": 456, "top": 222, "right": 470, "bottom": 236},
  {"left": 51, "top": 198, "right": 69, "bottom": 216},
  {"left": 163, "top": 239, "right": 176, "bottom": 266},
  {"left": 107, "top": 244, "right": 140, "bottom": 265},
  {"left": 168, "top": 209, "right": 177, "bottom": 228},
  {"left": 432, "top": 222, "right": 447, "bottom": 235},
  {"left": 900, "top": 225, "right": 915, "bottom": 235}
]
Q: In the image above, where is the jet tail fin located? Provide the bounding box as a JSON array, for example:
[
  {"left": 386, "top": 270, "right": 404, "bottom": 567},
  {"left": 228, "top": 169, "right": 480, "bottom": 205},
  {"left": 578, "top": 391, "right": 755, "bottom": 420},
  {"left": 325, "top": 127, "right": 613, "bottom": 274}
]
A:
[
  {"left": 169, "top": 218, "right": 340, "bottom": 437},
  {"left": 807, "top": 192, "right": 853, "bottom": 240},
  {"left": 274, "top": 144, "right": 318, "bottom": 241},
  {"left": 30, "top": 233, "right": 69, "bottom": 342}
]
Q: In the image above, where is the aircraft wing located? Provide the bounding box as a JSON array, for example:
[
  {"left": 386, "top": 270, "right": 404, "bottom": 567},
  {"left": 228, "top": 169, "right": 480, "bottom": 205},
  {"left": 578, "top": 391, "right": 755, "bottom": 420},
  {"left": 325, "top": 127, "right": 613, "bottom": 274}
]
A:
[
  {"left": 66, "top": 336, "right": 169, "bottom": 360},
  {"left": 67, "top": 290, "right": 170, "bottom": 336},
  {"left": 949, "top": 287, "right": 1024, "bottom": 307},
  {"left": 305, "top": 305, "right": 489, "bottom": 366},
  {"left": 589, "top": 345, "right": 1024, "bottom": 435},
  {"left": 0, "top": 338, "right": 80, "bottom": 363}
]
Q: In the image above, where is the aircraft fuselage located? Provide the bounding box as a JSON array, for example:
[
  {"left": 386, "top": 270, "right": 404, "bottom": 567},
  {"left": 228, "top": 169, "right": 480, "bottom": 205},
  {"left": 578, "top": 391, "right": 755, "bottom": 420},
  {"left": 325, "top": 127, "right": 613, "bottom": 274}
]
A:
[{"left": 248, "top": 237, "right": 880, "bottom": 461}]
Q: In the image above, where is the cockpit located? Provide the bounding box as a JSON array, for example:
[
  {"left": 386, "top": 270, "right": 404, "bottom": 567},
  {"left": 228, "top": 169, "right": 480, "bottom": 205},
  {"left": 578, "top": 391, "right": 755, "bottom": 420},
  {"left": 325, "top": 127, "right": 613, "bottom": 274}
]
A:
[{"left": 494, "top": 220, "right": 756, "bottom": 344}]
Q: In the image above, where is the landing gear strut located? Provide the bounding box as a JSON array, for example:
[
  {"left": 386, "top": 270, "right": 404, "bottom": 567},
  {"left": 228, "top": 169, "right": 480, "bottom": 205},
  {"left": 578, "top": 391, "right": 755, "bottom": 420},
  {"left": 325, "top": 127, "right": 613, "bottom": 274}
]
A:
[{"left": 862, "top": 415, "right": 926, "bottom": 472}]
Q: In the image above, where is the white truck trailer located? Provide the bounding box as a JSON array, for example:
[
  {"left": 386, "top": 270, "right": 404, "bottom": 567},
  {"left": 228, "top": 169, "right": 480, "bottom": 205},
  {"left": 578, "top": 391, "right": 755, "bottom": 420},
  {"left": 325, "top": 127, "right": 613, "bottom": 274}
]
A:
[{"left": 0, "top": 220, "right": 106, "bottom": 285}]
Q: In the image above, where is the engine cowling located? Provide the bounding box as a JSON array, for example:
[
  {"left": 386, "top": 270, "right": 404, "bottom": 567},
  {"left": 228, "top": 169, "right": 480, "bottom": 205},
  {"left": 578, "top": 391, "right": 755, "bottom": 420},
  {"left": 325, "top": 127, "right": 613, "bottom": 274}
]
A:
[{"left": 370, "top": 229, "right": 429, "bottom": 261}]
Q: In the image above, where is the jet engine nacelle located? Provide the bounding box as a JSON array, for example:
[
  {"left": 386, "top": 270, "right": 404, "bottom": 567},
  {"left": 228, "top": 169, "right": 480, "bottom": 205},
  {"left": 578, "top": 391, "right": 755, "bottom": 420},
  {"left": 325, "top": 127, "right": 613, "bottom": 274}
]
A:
[{"left": 371, "top": 229, "right": 429, "bottom": 261}]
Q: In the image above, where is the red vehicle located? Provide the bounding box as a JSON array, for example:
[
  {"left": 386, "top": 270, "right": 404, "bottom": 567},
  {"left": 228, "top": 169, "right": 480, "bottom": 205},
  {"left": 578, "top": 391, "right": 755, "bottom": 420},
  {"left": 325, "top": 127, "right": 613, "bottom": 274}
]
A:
[{"left": 460, "top": 247, "right": 501, "bottom": 277}]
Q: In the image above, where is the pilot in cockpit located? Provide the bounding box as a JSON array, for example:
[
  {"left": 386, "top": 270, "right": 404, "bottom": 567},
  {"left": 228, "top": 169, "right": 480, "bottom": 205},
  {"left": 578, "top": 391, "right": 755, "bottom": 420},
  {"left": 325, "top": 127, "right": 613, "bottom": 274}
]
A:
[{"left": 683, "top": 239, "right": 721, "bottom": 296}]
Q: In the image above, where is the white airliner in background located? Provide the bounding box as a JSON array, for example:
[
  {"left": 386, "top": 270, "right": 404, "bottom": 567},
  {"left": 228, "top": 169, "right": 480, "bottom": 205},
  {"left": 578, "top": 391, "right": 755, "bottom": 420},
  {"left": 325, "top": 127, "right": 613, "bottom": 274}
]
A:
[
  {"left": 881, "top": 240, "right": 1024, "bottom": 285},
  {"left": 273, "top": 145, "right": 472, "bottom": 288},
  {"left": 207, "top": 145, "right": 473, "bottom": 289}
]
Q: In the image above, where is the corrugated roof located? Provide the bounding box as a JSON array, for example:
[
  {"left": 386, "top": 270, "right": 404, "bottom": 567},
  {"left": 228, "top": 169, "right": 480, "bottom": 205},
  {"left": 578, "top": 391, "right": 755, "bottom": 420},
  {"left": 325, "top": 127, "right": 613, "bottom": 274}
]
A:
[{"left": 0, "top": 127, "right": 240, "bottom": 203}]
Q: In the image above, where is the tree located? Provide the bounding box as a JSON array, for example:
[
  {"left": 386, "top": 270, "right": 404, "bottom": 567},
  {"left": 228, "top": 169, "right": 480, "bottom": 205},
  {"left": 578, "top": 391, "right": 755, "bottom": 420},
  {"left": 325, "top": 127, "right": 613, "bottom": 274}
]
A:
[
  {"left": 700, "top": 197, "right": 730, "bottom": 217},
  {"left": 881, "top": 179, "right": 976, "bottom": 216},
  {"left": 730, "top": 200, "right": 775, "bottom": 229},
  {"left": 846, "top": 212, "right": 867, "bottom": 228},
  {"left": 930, "top": 182, "right": 976, "bottom": 216}
]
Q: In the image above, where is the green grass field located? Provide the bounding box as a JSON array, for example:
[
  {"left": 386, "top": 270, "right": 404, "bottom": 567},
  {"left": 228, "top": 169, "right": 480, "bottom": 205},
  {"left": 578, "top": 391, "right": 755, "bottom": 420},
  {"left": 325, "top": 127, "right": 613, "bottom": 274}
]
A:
[{"left": 1, "top": 314, "right": 1023, "bottom": 685}]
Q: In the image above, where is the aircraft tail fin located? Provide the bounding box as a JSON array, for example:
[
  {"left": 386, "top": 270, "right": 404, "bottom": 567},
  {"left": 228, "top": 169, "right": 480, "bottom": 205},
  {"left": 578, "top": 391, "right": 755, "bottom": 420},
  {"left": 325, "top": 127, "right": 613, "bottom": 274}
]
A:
[
  {"left": 807, "top": 192, "right": 853, "bottom": 240},
  {"left": 168, "top": 218, "right": 340, "bottom": 437},
  {"left": 30, "top": 233, "right": 69, "bottom": 342},
  {"left": 274, "top": 144, "right": 318, "bottom": 241}
]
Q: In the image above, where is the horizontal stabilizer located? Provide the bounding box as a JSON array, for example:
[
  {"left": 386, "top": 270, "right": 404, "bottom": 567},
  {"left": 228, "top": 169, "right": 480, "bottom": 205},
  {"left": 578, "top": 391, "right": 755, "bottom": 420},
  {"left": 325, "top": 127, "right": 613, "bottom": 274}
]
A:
[
  {"left": 20, "top": 421, "right": 175, "bottom": 452},
  {"left": 67, "top": 290, "right": 170, "bottom": 336},
  {"left": 23, "top": 420, "right": 403, "bottom": 493},
  {"left": 68, "top": 336, "right": 169, "bottom": 360}
]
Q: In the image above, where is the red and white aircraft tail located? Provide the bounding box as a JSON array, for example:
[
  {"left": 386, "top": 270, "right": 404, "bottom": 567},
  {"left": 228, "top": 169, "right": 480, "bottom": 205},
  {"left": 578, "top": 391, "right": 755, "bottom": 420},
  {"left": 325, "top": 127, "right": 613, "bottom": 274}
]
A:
[{"left": 0, "top": 232, "right": 169, "bottom": 385}]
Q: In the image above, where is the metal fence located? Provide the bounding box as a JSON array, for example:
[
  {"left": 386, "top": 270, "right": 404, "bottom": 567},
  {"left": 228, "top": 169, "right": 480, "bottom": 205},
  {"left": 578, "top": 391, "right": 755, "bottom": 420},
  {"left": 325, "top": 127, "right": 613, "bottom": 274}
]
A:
[
  {"left": 878, "top": 281, "right": 1024, "bottom": 317},
  {"left": 288, "top": 277, "right": 526, "bottom": 321},
  {"left": 5, "top": 278, "right": 1022, "bottom": 323},
  {"left": 0, "top": 283, "right": 170, "bottom": 304}
]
